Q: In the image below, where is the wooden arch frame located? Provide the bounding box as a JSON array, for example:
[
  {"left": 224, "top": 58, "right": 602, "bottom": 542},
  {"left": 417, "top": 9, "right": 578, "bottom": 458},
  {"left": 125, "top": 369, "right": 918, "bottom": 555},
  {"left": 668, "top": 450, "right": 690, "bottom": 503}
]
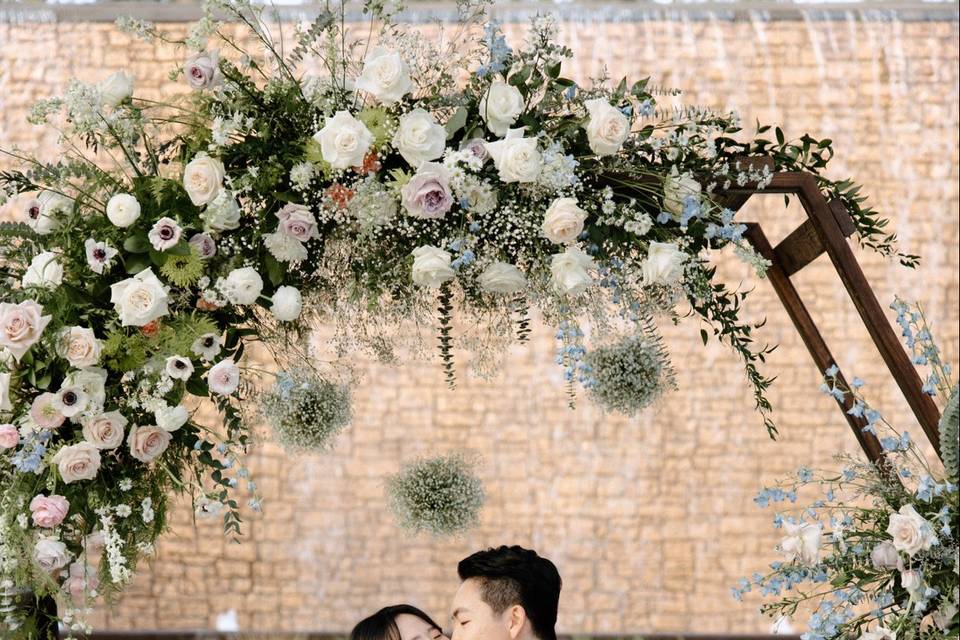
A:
[{"left": 719, "top": 158, "right": 943, "bottom": 465}]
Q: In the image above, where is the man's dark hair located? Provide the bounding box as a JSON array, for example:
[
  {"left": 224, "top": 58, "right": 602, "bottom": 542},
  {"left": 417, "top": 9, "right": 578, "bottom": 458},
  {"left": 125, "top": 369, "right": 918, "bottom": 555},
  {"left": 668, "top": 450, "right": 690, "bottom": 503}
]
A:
[{"left": 457, "top": 546, "right": 562, "bottom": 640}]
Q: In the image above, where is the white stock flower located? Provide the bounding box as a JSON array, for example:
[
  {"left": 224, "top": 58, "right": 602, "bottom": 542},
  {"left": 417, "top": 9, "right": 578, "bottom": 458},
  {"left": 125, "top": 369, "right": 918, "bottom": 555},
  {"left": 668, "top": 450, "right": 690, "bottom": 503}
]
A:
[
  {"left": 98, "top": 71, "right": 134, "bottom": 107},
  {"left": 271, "top": 286, "right": 303, "bottom": 322},
  {"left": 662, "top": 166, "right": 701, "bottom": 219},
  {"left": 779, "top": 521, "right": 821, "bottom": 566},
  {"left": 220, "top": 267, "right": 263, "bottom": 305},
  {"left": 155, "top": 404, "right": 189, "bottom": 432},
  {"left": 200, "top": 190, "right": 241, "bottom": 231}
]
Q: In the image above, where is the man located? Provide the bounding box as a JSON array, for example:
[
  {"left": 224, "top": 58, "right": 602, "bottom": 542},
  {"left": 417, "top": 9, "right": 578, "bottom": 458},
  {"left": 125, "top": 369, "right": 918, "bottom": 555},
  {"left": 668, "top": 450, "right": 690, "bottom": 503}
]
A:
[{"left": 450, "top": 546, "right": 562, "bottom": 640}]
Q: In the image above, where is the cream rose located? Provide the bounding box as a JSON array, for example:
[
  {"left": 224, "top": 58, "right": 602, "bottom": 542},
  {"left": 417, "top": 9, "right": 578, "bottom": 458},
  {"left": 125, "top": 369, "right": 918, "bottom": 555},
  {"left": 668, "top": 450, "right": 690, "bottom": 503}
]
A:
[
  {"left": 393, "top": 109, "right": 447, "bottom": 168},
  {"left": 0, "top": 300, "right": 52, "bottom": 362},
  {"left": 886, "top": 503, "right": 938, "bottom": 556},
  {"left": 478, "top": 261, "right": 526, "bottom": 294},
  {"left": 106, "top": 193, "right": 141, "bottom": 227},
  {"left": 109, "top": 268, "right": 170, "bottom": 327},
  {"left": 583, "top": 98, "right": 630, "bottom": 156},
  {"left": 411, "top": 246, "right": 455, "bottom": 288},
  {"left": 550, "top": 246, "right": 596, "bottom": 296},
  {"left": 81, "top": 411, "right": 127, "bottom": 450},
  {"left": 183, "top": 153, "right": 225, "bottom": 206},
  {"left": 127, "top": 425, "right": 172, "bottom": 463},
  {"left": 641, "top": 241, "right": 687, "bottom": 287},
  {"left": 271, "top": 286, "right": 303, "bottom": 322},
  {"left": 34, "top": 538, "right": 71, "bottom": 573},
  {"left": 99, "top": 71, "right": 134, "bottom": 107},
  {"left": 479, "top": 79, "right": 525, "bottom": 137},
  {"left": 779, "top": 521, "right": 821, "bottom": 566},
  {"left": 484, "top": 128, "right": 542, "bottom": 183},
  {"left": 662, "top": 166, "right": 701, "bottom": 220},
  {"left": 57, "top": 326, "right": 101, "bottom": 368},
  {"left": 208, "top": 358, "right": 241, "bottom": 395},
  {"left": 355, "top": 47, "right": 413, "bottom": 105},
  {"left": 314, "top": 111, "right": 374, "bottom": 170},
  {"left": 21, "top": 251, "right": 63, "bottom": 289},
  {"left": 52, "top": 442, "right": 102, "bottom": 484},
  {"left": 541, "top": 197, "right": 588, "bottom": 245}
]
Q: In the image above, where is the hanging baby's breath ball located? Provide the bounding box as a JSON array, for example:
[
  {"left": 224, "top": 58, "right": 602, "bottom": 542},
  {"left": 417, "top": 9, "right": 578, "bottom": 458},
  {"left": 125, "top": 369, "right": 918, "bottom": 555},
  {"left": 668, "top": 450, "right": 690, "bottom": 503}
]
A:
[
  {"left": 387, "top": 453, "right": 485, "bottom": 537},
  {"left": 582, "top": 334, "right": 676, "bottom": 415},
  {"left": 259, "top": 368, "right": 351, "bottom": 452}
]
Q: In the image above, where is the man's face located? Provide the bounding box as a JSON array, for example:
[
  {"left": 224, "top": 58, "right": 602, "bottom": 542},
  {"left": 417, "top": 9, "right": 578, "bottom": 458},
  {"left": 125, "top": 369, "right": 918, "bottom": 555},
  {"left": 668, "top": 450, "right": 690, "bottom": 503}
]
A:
[{"left": 450, "top": 578, "right": 516, "bottom": 640}]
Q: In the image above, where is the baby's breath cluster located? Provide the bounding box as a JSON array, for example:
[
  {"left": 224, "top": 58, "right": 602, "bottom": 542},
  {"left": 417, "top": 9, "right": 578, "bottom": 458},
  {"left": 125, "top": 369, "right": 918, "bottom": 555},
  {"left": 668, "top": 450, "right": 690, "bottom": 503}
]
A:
[
  {"left": 258, "top": 369, "right": 352, "bottom": 453},
  {"left": 387, "top": 453, "right": 485, "bottom": 537}
]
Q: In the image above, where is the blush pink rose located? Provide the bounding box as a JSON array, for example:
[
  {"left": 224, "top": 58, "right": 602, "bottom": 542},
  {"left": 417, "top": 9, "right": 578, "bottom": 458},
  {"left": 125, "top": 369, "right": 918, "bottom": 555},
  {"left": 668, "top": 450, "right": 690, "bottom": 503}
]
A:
[
  {"left": 0, "top": 423, "right": 19, "bottom": 449},
  {"left": 30, "top": 494, "right": 70, "bottom": 528}
]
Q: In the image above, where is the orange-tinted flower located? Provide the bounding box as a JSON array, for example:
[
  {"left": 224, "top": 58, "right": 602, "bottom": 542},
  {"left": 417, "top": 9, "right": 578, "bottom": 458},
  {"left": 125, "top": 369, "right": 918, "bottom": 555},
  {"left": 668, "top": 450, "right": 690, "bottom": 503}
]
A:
[
  {"left": 140, "top": 320, "right": 162, "bottom": 336},
  {"left": 196, "top": 298, "right": 220, "bottom": 311},
  {"left": 355, "top": 150, "right": 382, "bottom": 175},
  {"left": 326, "top": 184, "right": 356, "bottom": 209}
]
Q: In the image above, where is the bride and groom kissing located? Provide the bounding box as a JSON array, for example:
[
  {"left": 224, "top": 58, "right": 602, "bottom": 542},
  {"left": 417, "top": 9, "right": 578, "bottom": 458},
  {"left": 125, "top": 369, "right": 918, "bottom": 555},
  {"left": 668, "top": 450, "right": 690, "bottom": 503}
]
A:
[{"left": 350, "top": 545, "right": 562, "bottom": 640}]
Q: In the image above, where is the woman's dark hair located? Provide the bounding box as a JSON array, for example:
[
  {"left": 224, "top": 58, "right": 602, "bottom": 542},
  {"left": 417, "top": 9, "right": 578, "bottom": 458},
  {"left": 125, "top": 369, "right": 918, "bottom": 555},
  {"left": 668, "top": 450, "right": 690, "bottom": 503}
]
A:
[
  {"left": 457, "top": 545, "right": 562, "bottom": 640},
  {"left": 350, "top": 604, "right": 442, "bottom": 640}
]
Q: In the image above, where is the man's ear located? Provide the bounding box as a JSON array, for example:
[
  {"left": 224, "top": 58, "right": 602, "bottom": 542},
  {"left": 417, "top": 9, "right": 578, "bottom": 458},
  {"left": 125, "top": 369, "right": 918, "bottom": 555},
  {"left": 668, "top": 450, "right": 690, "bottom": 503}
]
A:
[{"left": 506, "top": 604, "right": 527, "bottom": 640}]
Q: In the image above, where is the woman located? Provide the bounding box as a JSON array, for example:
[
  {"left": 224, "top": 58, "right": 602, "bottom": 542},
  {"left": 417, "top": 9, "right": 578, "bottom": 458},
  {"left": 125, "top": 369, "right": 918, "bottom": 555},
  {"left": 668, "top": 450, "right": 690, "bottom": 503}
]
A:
[{"left": 350, "top": 604, "right": 449, "bottom": 640}]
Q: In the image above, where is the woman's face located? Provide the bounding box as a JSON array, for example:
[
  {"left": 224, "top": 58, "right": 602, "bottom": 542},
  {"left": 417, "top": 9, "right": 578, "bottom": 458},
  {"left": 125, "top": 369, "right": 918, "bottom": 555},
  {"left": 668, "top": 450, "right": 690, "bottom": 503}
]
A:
[{"left": 395, "top": 613, "right": 448, "bottom": 640}]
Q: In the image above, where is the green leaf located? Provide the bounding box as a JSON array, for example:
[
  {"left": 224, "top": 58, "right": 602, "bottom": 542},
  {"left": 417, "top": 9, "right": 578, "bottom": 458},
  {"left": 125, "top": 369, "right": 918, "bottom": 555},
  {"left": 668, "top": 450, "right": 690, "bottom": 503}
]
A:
[
  {"left": 444, "top": 107, "right": 468, "bottom": 141},
  {"left": 149, "top": 248, "right": 169, "bottom": 267},
  {"left": 265, "top": 254, "right": 285, "bottom": 286},
  {"left": 123, "top": 234, "right": 150, "bottom": 254},
  {"left": 186, "top": 377, "right": 209, "bottom": 397},
  {"left": 125, "top": 254, "right": 151, "bottom": 274}
]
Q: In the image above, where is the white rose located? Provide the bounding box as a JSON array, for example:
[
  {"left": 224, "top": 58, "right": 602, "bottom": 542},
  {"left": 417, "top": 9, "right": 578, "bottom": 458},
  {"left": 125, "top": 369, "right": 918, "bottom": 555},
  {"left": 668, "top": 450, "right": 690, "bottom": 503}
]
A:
[
  {"left": 550, "top": 247, "right": 596, "bottom": 296},
  {"left": 57, "top": 326, "right": 101, "bottom": 368},
  {"left": 221, "top": 267, "right": 263, "bottom": 305},
  {"left": 127, "top": 424, "right": 172, "bottom": 463},
  {"left": 857, "top": 627, "right": 896, "bottom": 640},
  {"left": 583, "top": 98, "right": 630, "bottom": 156},
  {"left": 109, "top": 268, "right": 170, "bottom": 327},
  {"left": 81, "top": 411, "right": 127, "bottom": 450},
  {"left": 484, "top": 128, "right": 542, "bottom": 183},
  {"left": 870, "top": 541, "right": 900, "bottom": 569},
  {"left": 182, "top": 153, "right": 225, "bottom": 206},
  {"left": 662, "top": 166, "right": 701, "bottom": 219},
  {"left": 541, "top": 197, "right": 587, "bottom": 245},
  {"left": 355, "top": 47, "right": 413, "bottom": 106},
  {"left": 200, "top": 190, "right": 241, "bottom": 231},
  {"left": 21, "top": 251, "right": 63, "bottom": 289},
  {"left": 164, "top": 355, "right": 194, "bottom": 381},
  {"left": 641, "top": 241, "right": 687, "bottom": 287},
  {"left": 106, "top": 193, "right": 141, "bottom": 228},
  {"left": 478, "top": 261, "right": 526, "bottom": 295},
  {"left": 779, "top": 521, "right": 821, "bottom": 566},
  {"left": 271, "top": 286, "right": 303, "bottom": 322},
  {"left": 34, "top": 538, "right": 71, "bottom": 573},
  {"left": 0, "top": 372, "right": 12, "bottom": 412},
  {"left": 314, "top": 111, "right": 374, "bottom": 170},
  {"left": 393, "top": 109, "right": 447, "bottom": 168},
  {"left": 52, "top": 441, "right": 102, "bottom": 484},
  {"left": 154, "top": 404, "right": 189, "bottom": 433},
  {"left": 98, "top": 71, "right": 134, "bottom": 107},
  {"left": 208, "top": 358, "right": 240, "bottom": 396},
  {"left": 479, "top": 79, "right": 525, "bottom": 137},
  {"left": 886, "top": 503, "right": 938, "bottom": 556},
  {"left": 0, "top": 300, "right": 52, "bottom": 362},
  {"left": 411, "top": 246, "right": 455, "bottom": 288}
]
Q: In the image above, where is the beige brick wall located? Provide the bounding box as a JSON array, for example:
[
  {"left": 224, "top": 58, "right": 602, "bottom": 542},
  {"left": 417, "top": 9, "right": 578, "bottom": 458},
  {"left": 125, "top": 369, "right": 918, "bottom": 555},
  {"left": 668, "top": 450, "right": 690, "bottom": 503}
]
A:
[{"left": 1, "top": 10, "right": 958, "bottom": 635}]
